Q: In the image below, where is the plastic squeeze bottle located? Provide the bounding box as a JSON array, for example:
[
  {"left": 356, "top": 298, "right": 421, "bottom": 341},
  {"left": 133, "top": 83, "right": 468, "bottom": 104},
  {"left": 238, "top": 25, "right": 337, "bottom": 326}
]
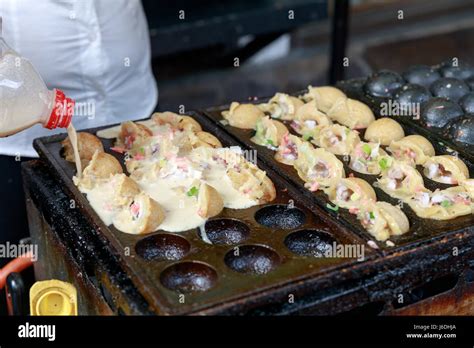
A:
[{"left": 0, "top": 35, "right": 75, "bottom": 137}]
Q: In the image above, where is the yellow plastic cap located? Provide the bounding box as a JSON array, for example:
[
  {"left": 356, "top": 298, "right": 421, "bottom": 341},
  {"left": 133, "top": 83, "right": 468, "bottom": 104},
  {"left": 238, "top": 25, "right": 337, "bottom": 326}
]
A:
[{"left": 30, "top": 280, "right": 77, "bottom": 316}]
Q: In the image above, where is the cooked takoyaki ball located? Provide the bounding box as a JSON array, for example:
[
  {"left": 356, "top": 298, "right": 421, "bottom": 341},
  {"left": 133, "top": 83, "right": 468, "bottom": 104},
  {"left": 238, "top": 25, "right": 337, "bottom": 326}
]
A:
[
  {"left": 294, "top": 142, "right": 345, "bottom": 191},
  {"left": 221, "top": 102, "right": 264, "bottom": 129},
  {"left": 181, "top": 131, "right": 223, "bottom": 152},
  {"left": 290, "top": 101, "right": 332, "bottom": 142},
  {"left": 194, "top": 131, "right": 222, "bottom": 149},
  {"left": 328, "top": 177, "right": 376, "bottom": 210},
  {"left": 197, "top": 183, "right": 224, "bottom": 218},
  {"left": 117, "top": 121, "right": 153, "bottom": 150},
  {"left": 113, "top": 192, "right": 165, "bottom": 235},
  {"left": 460, "top": 179, "right": 474, "bottom": 200},
  {"left": 227, "top": 161, "right": 276, "bottom": 204},
  {"left": 327, "top": 98, "right": 375, "bottom": 129},
  {"left": 259, "top": 93, "right": 304, "bottom": 120},
  {"left": 408, "top": 186, "right": 472, "bottom": 220},
  {"left": 349, "top": 142, "right": 389, "bottom": 175},
  {"left": 111, "top": 174, "right": 142, "bottom": 207},
  {"left": 316, "top": 124, "right": 361, "bottom": 156},
  {"left": 151, "top": 112, "right": 202, "bottom": 132},
  {"left": 251, "top": 116, "right": 288, "bottom": 148},
  {"left": 423, "top": 155, "right": 469, "bottom": 185},
  {"left": 387, "top": 135, "right": 435, "bottom": 166},
  {"left": 357, "top": 201, "right": 409, "bottom": 241},
  {"left": 275, "top": 134, "right": 304, "bottom": 166},
  {"left": 61, "top": 132, "right": 104, "bottom": 168},
  {"left": 301, "top": 86, "right": 347, "bottom": 113},
  {"left": 78, "top": 150, "right": 123, "bottom": 189},
  {"left": 364, "top": 118, "right": 405, "bottom": 145},
  {"left": 377, "top": 160, "right": 425, "bottom": 200}
]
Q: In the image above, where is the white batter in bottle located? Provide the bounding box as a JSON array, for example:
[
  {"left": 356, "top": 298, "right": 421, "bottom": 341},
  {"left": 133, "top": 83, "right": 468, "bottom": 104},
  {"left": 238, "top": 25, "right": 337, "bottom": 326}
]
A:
[{"left": 0, "top": 36, "right": 75, "bottom": 137}]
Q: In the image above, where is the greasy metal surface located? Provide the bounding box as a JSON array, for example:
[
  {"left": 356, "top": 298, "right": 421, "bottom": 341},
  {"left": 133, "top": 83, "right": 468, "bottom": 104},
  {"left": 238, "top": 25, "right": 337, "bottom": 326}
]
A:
[
  {"left": 26, "top": 194, "right": 114, "bottom": 315},
  {"left": 202, "top": 96, "right": 474, "bottom": 252},
  {"left": 32, "top": 113, "right": 376, "bottom": 315},
  {"left": 337, "top": 78, "right": 474, "bottom": 163},
  {"left": 22, "top": 160, "right": 151, "bottom": 315}
]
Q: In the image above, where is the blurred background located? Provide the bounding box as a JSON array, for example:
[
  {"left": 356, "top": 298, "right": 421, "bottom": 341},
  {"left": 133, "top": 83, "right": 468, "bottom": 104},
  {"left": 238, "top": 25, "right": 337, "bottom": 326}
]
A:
[{"left": 145, "top": 0, "right": 474, "bottom": 111}]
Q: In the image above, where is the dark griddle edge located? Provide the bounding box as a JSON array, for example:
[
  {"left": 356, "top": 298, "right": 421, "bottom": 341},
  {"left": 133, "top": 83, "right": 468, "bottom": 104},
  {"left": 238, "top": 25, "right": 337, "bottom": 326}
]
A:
[{"left": 22, "top": 160, "right": 153, "bottom": 315}]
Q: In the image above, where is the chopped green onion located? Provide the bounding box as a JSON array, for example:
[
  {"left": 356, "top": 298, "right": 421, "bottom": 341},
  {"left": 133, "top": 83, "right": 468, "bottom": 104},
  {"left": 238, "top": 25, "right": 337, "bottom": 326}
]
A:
[
  {"left": 302, "top": 133, "right": 313, "bottom": 141},
  {"left": 326, "top": 203, "right": 339, "bottom": 212},
  {"left": 379, "top": 157, "right": 390, "bottom": 170},
  {"left": 362, "top": 144, "right": 372, "bottom": 156},
  {"left": 187, "top": 186, "right": 199, "bottom": 197},
  {"left": 369, "top": 211, "right": 375, "bottom": 220},
  {"left": 139, "top": 147, "right": 145, "bottom": 155},
  {"left": 266, "top": 139, "right": 275, "bottom": 146},
  {"left": 441, "top": 200, "right": 452, "bottom": 208}
]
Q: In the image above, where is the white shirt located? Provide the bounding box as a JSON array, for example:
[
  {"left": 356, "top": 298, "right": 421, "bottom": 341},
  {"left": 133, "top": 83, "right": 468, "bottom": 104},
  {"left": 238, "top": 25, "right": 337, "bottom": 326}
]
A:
[{"left": 0, "top": 0, "right": 158, "bottom": 157}]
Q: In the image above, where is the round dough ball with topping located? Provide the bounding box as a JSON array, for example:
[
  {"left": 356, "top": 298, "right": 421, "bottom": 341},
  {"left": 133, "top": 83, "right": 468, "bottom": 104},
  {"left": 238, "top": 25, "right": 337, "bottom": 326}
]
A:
[
  {"left": 112, "top": 174, "right": 142, "bottom": 207},
  {"left": 84, "top": 151, "right": 123, "bottom": 180},
  {"left": 275, "top": 134, "right": 303, "bottom": 165},
  {"left": 260, "top": 93, "right": 304, "bottom": 120},
  {"left": 78, "top": 151, "right": 124, "bottom": 189},
  {"left": 194, "top": 132, "right": 222, "bottom": 149},
  {"left": 221, "top": 102, "right": 264, "bottom": 129},
  {"left": 376, "top": 201, "right": 410, "bottom": 236},
  {"left": 118, "top": 121, "right": 153, "bottom": 150},
  {"left": 113, "top": 192, "right": 165, "bottom": 235},
  {"left": 152, "top": 112, "right": 202, "bottom": 132},
  {"left": 316, "top": 124, "right": 361, "bottom": 156},
  {"left": 356, "top": 201, "right": 409, "bottom": 241},
  {"left": 364, "top": 118, "right": 405, "bottom": 145},
  {"left": 251, "top": 116, "right": 288, "bottom": 148},
  {"left": 327, "top": 98, "right": 375, "bottom": 129},
  {"left": 423, "top": 155, "right": 469, "bottom": 185},
  {"left": 388, "top": 135, "right": 435, "bottom": 166},
  {"left": 302, "top": 86, "right": 347, "bottom": 113},
  {"left": 61, "top": 132, "right": 104, "bottom": 168},
  {"left": 328, "top": 177, "right": 376, "bottom": 210},
  {"left": 197, "top": 183, "right": 224, "bottom": 218}
]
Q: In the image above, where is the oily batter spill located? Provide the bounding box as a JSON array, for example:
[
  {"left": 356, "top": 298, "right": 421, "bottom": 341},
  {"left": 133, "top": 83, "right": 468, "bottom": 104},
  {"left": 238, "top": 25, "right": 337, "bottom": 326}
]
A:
[{"left": 61, "top": 112, "right": 276, "bottom": 234}]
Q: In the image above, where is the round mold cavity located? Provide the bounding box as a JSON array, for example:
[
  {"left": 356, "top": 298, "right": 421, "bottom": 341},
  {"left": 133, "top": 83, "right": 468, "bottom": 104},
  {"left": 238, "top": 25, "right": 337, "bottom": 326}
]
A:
[
  {"left": 284, "top": 229, "right": 337, "bottom": 257},
  {"left": 160, "top": 261, "right": 218, "bottom": 293},
  {"left": 200, "top": 219, "right": 250, "bottom": 245},
  {"left": 135, "top": 234, "right": 190, "bottom": 261},
  {"left": 224, "top": 245, "right": 280, "bottom": 275},
  {"left": 254, "top": 205, "right": 306, "bottom": 229}
]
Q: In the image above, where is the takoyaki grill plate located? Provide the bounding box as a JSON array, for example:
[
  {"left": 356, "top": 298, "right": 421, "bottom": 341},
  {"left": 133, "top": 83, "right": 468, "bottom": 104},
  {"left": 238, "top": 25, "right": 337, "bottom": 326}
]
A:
[
  {"left": 32, "top": 111, "right": 374, "bottom": 315},
  {"left": 202, "top": 95, "right": 474, "bottom": 252}
]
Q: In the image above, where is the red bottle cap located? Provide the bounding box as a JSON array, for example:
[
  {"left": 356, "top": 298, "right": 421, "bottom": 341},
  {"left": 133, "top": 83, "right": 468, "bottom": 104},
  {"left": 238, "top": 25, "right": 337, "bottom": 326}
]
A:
[{"left": 44, "top": 89, "right": 75, "bottom": 130}]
